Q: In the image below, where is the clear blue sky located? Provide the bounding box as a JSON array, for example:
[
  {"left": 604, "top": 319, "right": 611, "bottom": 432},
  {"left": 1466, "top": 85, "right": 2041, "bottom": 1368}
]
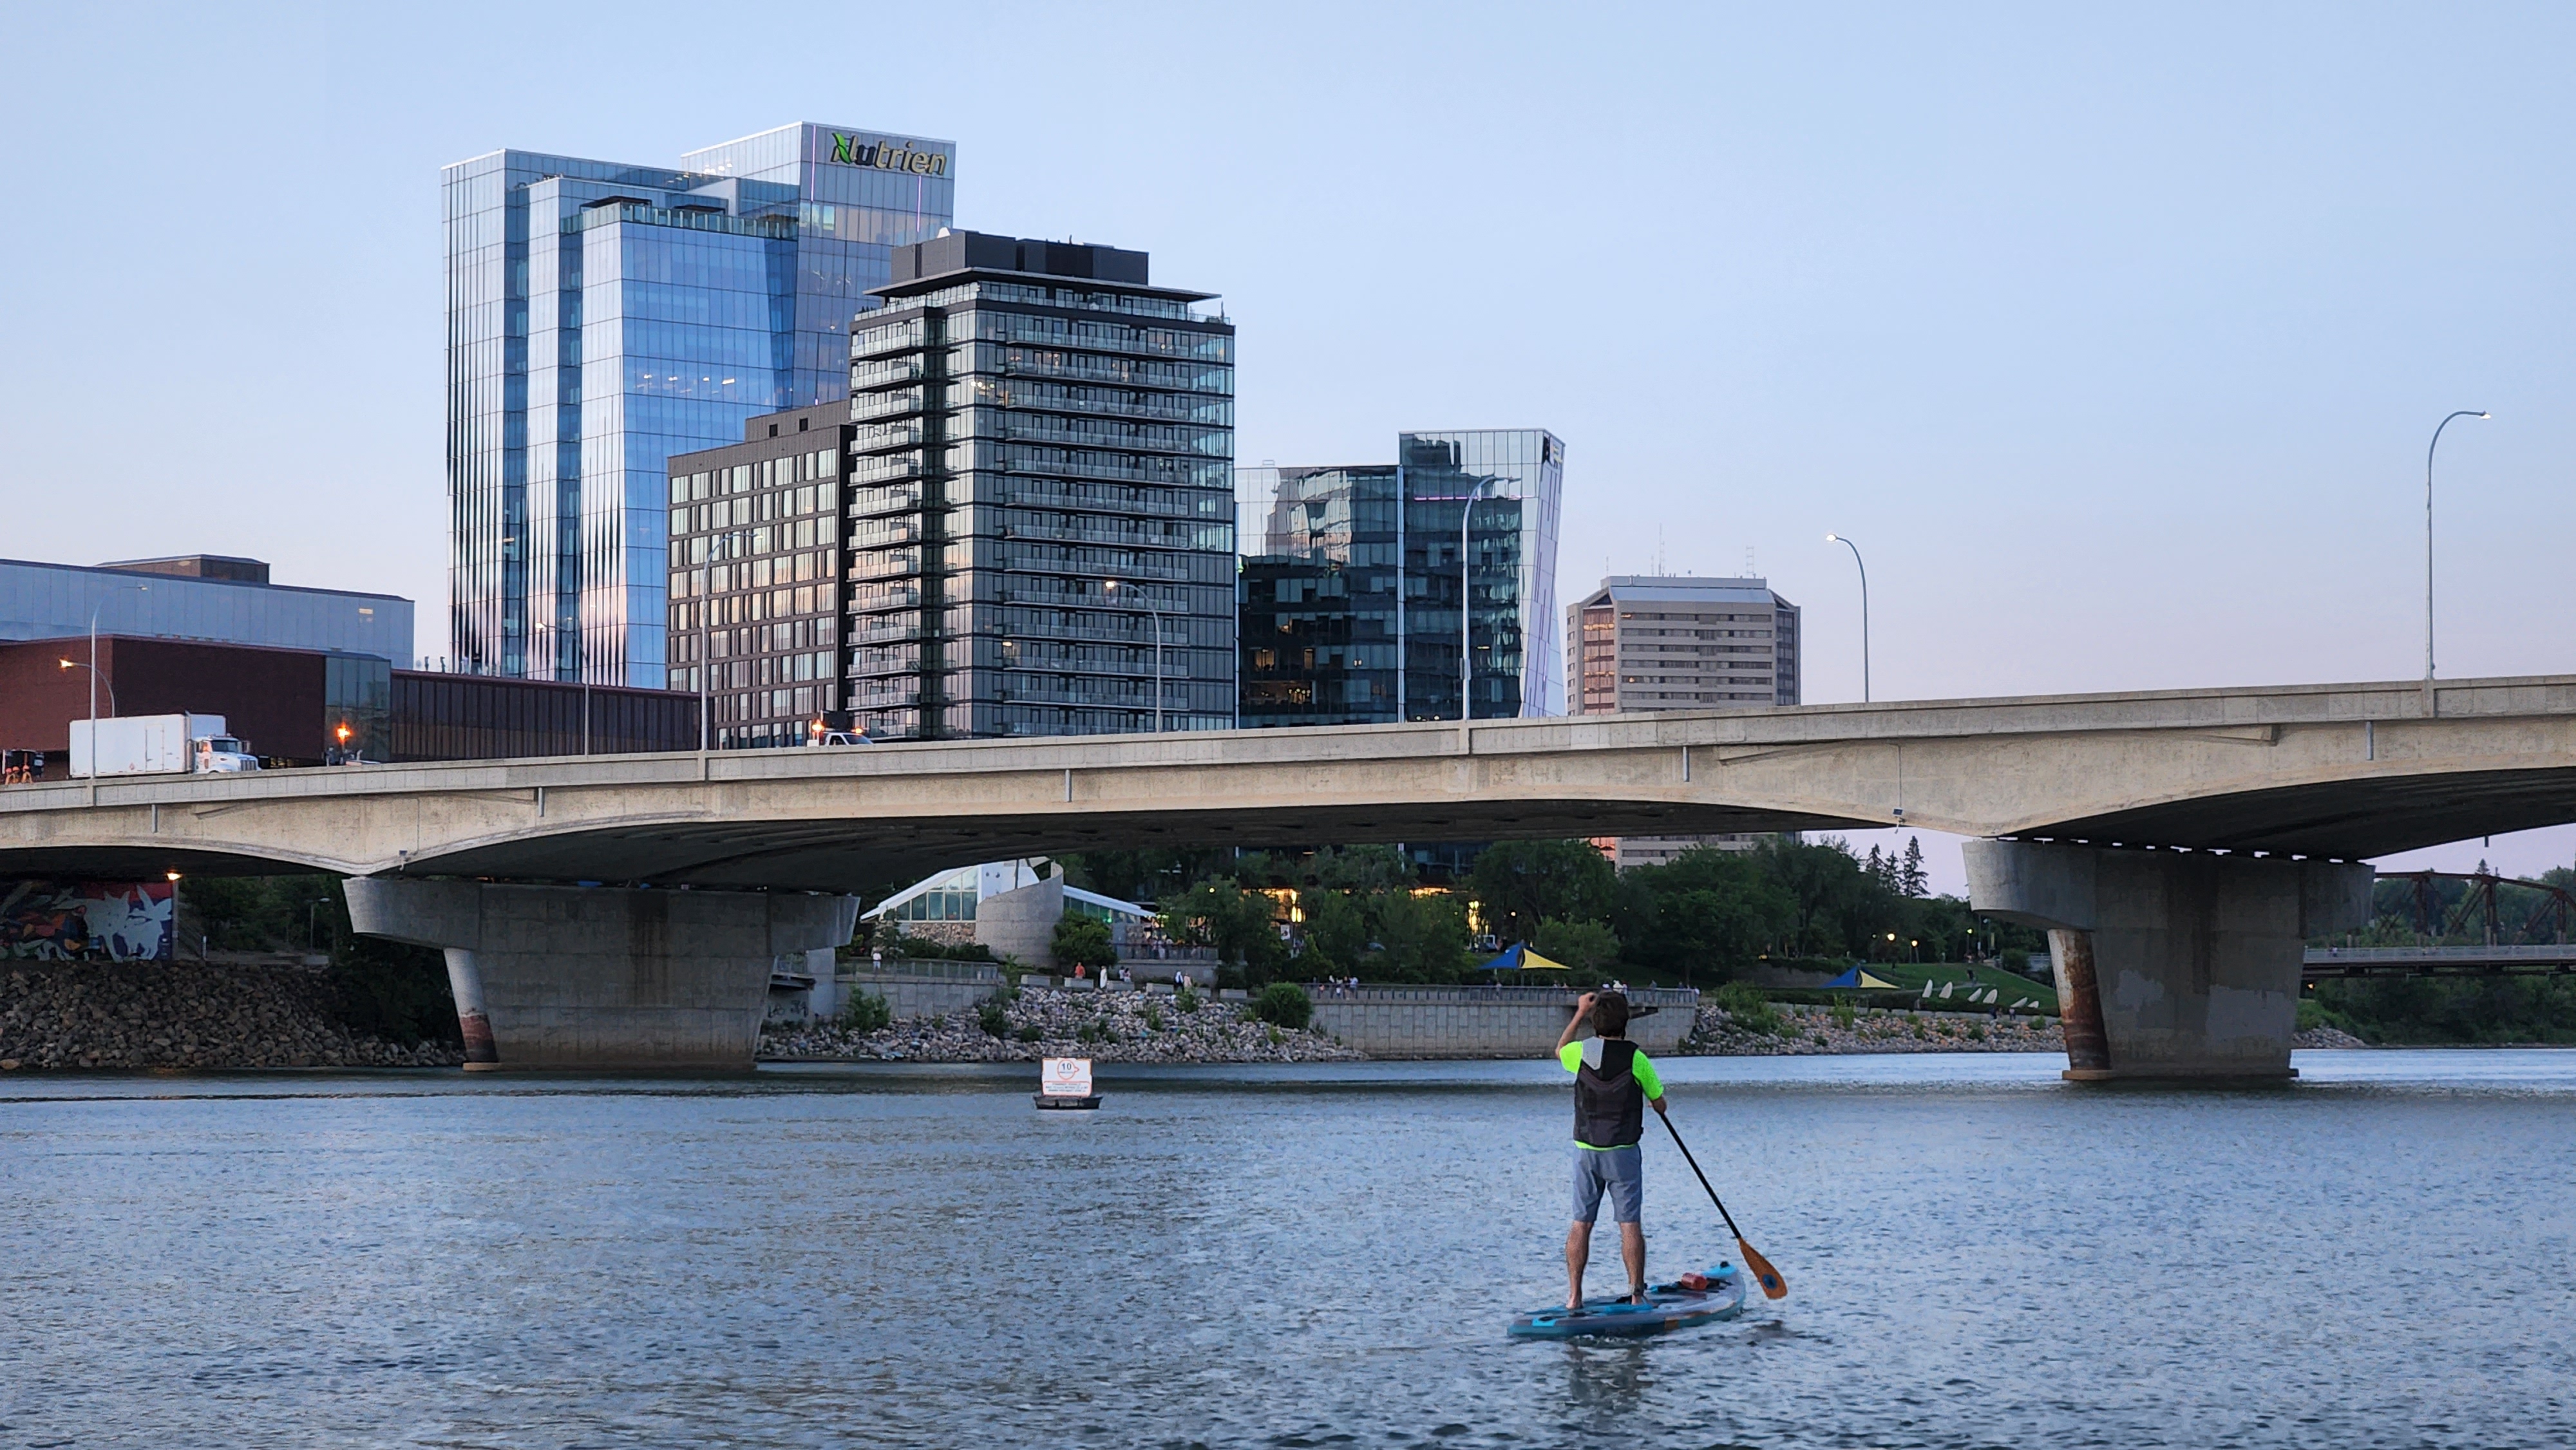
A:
[{"left": 4, "top": 2, "right": 2570, "bottom": 880}]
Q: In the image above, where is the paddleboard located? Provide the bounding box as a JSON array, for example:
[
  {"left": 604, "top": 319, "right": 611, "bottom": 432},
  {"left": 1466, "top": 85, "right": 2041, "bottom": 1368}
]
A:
[{"left": 1508, "top": 1263, "right": 1748, "bottom": 1339}]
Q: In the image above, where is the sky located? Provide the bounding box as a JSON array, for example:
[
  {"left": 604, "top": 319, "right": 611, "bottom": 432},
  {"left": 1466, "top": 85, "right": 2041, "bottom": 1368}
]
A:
[{"left": 3, "top": 1, "right": 2571, "bottom": 885}]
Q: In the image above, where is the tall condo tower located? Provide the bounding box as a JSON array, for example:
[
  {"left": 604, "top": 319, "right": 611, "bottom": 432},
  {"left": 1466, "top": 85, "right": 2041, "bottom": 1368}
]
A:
[
  {"left": 444, "top": 124, "right": 955, "bottom": 687},
  {"left": 842, "top": 232, "right": 1237, "bottom": 739}
]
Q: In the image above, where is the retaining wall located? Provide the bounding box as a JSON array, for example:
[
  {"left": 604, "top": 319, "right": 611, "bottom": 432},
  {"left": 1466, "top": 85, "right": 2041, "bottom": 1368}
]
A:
[
  {"left": 840, "top": 960, "right": 1005, "bottom": 1021},
  {"left": 1308, "top": 985, "right": 1698, "bottom": 1059}
]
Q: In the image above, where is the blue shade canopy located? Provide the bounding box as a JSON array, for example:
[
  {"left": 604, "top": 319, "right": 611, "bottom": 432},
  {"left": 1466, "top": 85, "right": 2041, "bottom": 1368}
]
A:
[{"left": 1476, "top": 943, "right": 1571, "bottom": 971}]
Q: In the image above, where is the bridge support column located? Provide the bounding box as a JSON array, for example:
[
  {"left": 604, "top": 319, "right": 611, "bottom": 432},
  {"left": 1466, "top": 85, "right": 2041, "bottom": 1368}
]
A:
[
  {"left": 1965, "top": 840, "right": 2372, "bottom": 1080},
  {"left": 347, "top": 878, "right": 860, "bottom": 1071}
]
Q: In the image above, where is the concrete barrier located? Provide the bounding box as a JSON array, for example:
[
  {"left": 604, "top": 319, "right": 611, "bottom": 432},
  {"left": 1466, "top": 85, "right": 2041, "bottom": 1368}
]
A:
[
  {"left": 1308, "top": 985, "right": 1698, "bottom": 1059},
  {"left": 838, "top": 959, "right": 1005, "bottom": 1021}
]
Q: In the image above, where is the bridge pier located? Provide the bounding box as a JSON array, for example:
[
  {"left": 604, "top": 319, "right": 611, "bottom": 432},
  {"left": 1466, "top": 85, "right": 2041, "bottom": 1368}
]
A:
[
  {"left": 1965, "top": 840, "right": 2372, "bottom": 1080},
  {"left": 346, "top": 878, "right": 859, "bottom": 1071}
]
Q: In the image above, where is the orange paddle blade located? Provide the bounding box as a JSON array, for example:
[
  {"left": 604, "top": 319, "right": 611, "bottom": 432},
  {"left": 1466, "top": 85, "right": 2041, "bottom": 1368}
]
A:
[{"left": 1738, "top": 1238, "right": 1789, "bottom": 1299}]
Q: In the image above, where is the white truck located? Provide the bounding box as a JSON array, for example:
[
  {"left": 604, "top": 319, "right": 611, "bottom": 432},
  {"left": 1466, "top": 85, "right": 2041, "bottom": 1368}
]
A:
[{"left": 68, "top": 714, "right": 262, "bottom": 778}]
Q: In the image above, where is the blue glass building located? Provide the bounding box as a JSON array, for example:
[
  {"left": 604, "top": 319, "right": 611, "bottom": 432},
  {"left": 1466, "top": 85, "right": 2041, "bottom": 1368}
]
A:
[
  {"left": 445, "top": 124, "right": 956, "bottom": 687},
  {"left": 1238, "top": 431, "right": 1564, "bottom": 726}
]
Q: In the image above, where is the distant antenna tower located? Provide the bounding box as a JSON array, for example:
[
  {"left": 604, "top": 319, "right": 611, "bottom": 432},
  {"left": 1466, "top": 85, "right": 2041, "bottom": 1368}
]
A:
[{"left": 1745, "top": 547, "right": 1757, "bottom": 579}]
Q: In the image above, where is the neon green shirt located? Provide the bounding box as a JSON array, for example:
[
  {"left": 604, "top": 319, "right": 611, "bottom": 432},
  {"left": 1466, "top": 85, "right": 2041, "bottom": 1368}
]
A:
[{"left": 1558, "top": 1037, "right": 1662, "bottom": 1150}]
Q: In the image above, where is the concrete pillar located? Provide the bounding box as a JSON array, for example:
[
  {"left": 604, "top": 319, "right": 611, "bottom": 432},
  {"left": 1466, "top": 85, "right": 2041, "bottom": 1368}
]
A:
[
  {"left": 346, "top": 878, "right": 859, "bottom": 1071},
  {"left": 1965, "top": 840, "right": 2372, "bottom": 1080},
  {"left": 441, "top": 948, "right": 499, "bottom": 1067},
  {"left": 804, "top": 946, "right": 842, "bottom": 1021}
]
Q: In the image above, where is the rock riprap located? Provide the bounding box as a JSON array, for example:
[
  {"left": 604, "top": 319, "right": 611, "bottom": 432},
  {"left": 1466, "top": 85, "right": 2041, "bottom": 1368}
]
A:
[
  {"left": 1681, "top": 1001, "right": 2067, "bottom": 1055},
  {"left": 762, "top": 985, "right": 1363, "bottom": 1064},
  {"left": 0, "top": 961, "right": 462, "bottom": 1071}
]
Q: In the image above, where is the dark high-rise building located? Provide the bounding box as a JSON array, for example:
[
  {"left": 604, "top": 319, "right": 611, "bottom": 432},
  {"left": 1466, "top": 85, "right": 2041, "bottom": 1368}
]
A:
[
  {"left": 1237, "top": 431, "right": 1564, "bottom": 729},
  {"left": 664, "top": 404, "right": 853, "bottom": 749},
  {"left": 842, "top": 232, "right": 1237, "bottom": 739}
]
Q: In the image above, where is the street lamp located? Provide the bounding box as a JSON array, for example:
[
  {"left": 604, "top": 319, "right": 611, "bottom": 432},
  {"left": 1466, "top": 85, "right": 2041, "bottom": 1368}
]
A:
[
  {"left": 1459, "top": 478, "right": 1499, "bottom": 723},
  {"left": 1824, "top": 534, "right": 1870, "bottom": 702},
  {"left": 2425, "top": 410, "right": 2490, "bottom": 700},
  {"left": 68, "top": 581, "right": 149, "bottom": 776},
  {"left": 57, "top": 659, "right": 118, "bottom": 717},
  {"left": 1105, "top": 579, "right": 1167, "bottom": 731},
  {"left": 536, "top": 619, "right": 593, "bottom": 756}
]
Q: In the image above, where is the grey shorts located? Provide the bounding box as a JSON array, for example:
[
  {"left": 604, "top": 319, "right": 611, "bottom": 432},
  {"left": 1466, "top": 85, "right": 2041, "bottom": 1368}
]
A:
[{"left": 1571, "top": 1143, "right": 1643, "bottom": 1225}]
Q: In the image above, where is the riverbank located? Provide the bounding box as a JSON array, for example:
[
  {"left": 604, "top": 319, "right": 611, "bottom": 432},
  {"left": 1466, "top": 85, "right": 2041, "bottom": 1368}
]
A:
[
  {"left": 0, "top": 961, "right": 464, "bottom": 1070},
  {"left": 1676, "top": 1000, "right": 2371, "bottom": 1055},
  {"left": 761, "top": 984, "right": 1363, "bottom": 1064}
]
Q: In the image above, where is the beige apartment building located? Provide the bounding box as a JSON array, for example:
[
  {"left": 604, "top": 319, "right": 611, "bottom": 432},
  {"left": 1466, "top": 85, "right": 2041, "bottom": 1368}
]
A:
[{"left": 1566, "top": 576, "right": 1800, "bottom": 868}]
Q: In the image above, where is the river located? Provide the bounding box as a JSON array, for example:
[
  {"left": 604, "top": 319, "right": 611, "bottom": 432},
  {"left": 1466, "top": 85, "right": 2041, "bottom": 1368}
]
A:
[{"left": 3, "top": 1050, "right": 2571, "bottom": 1448}]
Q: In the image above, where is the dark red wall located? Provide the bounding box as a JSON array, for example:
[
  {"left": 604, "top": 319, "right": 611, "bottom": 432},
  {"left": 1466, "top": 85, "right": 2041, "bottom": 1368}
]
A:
[{"left": 0, "top": 637, "right": 325, "bottom": 764}]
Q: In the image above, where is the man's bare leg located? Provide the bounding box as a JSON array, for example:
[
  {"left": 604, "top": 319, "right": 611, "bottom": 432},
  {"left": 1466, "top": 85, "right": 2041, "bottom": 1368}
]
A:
[
  {"left": 1564, "top": 1221, "right": 1591, "bottom": 1310},
  {"left": 1620, "top": 1221, "right": 1647, "bottom": 1301}
]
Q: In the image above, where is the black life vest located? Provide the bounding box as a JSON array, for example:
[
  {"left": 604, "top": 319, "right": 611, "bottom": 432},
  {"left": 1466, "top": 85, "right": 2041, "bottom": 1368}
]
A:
[{"left": 1573, "top": 1037, "right": 1645, "bottom": 1147}]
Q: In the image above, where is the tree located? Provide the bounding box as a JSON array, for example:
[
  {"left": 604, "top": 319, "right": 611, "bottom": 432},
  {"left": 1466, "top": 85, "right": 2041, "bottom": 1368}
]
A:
[
  {"left": 1469, "top": 839, "right": 1616, "bottom": 946},
  {"left": 1372, "top": 889, "right": 1470, "bottom": 983},
  {"left": 1159, "top": 878, "right": 1289, "bottom": 986},
  {"left": 1617, "top": 847, "right": 1795, "bottom": 980},
  {"left": 1050, "top": 913, "right": 1119, "bottom": 972},
  {"left": 1535, "top": 917, "right": 1620, "bottom": 975},
  {"left": 1900, "top": 836, "right": 1929, "bottom": 898},
  {"left": 1298, "top": 887, "right": 1371, "bottom": 972}
]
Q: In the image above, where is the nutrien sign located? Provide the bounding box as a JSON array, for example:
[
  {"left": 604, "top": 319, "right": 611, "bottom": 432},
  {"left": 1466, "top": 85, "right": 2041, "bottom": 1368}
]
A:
[{"left": 830, "top": 132, "right": 949, "bottom": 177}]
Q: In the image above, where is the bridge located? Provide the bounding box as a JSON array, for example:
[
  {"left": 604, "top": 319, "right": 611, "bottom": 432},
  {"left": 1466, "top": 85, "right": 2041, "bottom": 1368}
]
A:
[{"left": 5, "top": 673, "right": 2573, "bottom": 1077}]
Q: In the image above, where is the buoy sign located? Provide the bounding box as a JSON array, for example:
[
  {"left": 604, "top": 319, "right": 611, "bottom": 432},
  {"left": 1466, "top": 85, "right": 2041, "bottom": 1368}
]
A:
[{"left": 1041, "top": 1057, "right": 1092, "bottom": 1098}]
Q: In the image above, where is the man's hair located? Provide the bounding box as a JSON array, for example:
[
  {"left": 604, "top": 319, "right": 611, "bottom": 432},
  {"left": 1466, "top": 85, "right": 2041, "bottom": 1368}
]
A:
[{"left": 1593, "top": 992, "right": 1631, "bottom": 1037}]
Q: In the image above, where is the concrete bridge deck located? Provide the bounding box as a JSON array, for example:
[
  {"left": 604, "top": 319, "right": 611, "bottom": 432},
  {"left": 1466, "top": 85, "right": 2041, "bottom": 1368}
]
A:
[{"left": 4, "top": 673, "right": 2573, "bottom": 891}]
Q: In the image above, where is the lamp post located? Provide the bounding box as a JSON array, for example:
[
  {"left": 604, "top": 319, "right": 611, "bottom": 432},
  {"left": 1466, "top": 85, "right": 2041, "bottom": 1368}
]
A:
[
  {"left": 1459, "top": 478, "right": 1499, "bottom": 723},
  {"left": 1106, "top": 579, "right": 1167, "bottom": 731},
  {"left": 1824, "top": 533, "right": 1870, "bottom": 702},
  {"left": 57, "top": 659, "right": 118, "bottom": 718},
  {"left": 697, "top": 529, "right": 745, "bottom": 759},
  {"left": 2425, "top": 410, "right": 2490, "bottom": 704}
]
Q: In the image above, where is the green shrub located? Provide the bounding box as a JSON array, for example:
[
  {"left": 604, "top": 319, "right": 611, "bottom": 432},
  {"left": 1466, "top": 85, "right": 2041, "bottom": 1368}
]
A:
[
  {"left": 1016, "top": 1024, "right": 1043, "bottom": 1042},
  {"left": 1967, "top": 1022, "right": 1987, "bottom": 1041},
  {"left": 840, "top": 992, "right": 892, "bottom": 1033},
  {"left": 1050, "top": 914, "right": 1120, "bottom": 972},
  {"left": 1910, "top": 1015, "right": 1928, "bottom": 1040},
  {"left": 1174, "top": 984, "right": 1202, "bottom": 1014},
  {"left": 1254, "top": 982, "right": 1313, "bottom": 1030},
  {"left": 1144, "top": 1007, "right": 1164, "bottom": 1032},
  {"left": 1714, "top": 982, "right": 1781, "bottom": 1036},
  {"left": 1830, "top": 999, "right": 1857, "bottom": 1030},
  {"left": 978, "top": 1001, "right": 1009, "bottom": 1037}
]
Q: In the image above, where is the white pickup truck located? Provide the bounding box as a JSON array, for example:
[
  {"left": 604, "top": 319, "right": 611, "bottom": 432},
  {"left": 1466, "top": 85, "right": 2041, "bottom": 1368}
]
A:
[{"left": 68, "top": 714, "right": 262, "bottom": 778}]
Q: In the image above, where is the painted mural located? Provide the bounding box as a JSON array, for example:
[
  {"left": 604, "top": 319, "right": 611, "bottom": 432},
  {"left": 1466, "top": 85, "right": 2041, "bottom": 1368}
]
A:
[{"left": 0, "top": 880, "right": 176, "bottom": 961}]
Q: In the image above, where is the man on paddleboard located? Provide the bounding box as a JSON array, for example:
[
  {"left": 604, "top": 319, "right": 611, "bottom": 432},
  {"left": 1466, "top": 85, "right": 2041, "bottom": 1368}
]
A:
[{"left": 1555, "top": 990, "right": 1666, "bottom": 1309}]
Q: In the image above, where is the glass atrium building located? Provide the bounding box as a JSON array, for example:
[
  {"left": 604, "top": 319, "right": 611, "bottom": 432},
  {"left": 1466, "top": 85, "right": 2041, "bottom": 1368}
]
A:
[
  {"left": 445, "top": 123, "right": 955, "bottom": 688},
  {"left": 843, "top": 231, "right": 1237, "bottom": 740},
  {"left": 1238, "top": 431, "right": 1564, "bottom": 726}
]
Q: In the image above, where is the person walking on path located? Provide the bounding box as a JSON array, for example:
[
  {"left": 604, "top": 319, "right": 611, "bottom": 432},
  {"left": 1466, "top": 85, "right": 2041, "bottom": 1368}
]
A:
[{"left": 1555, "top": 990, "right": 1667, "bottom": 1310}]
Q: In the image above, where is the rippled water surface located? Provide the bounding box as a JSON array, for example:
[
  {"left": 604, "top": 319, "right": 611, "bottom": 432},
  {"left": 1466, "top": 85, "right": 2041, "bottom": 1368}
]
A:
[{"left": 4, "top": 1050, "right": 2573, "bottom": 1448}]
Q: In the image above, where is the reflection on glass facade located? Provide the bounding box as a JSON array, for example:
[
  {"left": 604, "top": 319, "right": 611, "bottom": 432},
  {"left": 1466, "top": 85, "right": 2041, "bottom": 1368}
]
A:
[
  {"left": 1238, "top": 431, "right": 1563, "bottom": 726},
  {"left": 844, "top": 232, "right": 1237, "bottom": 739},
  {"left": 445, "top": 124, "right": 955, "bottom": 689}
]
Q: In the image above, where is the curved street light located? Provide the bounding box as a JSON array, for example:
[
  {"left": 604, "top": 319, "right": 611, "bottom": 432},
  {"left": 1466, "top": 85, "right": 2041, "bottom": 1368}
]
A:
[
  {"left": 57, "top": 659, "right": 117, "bottom": 717},
  {"left": 1824, "top": 533, "right": 1870, "bottom": 703},
  {"left": 1106, "top": 579, "right": 1167, "bottom": 731},
  {"left": 2425, "top": 410, "right": 2490, "bottom": 698}
]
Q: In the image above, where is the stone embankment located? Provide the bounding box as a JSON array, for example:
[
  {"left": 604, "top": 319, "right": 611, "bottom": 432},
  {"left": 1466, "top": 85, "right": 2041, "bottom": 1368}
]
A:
[
  {"left": 0, "top": 961, "right": 462, "bottom": 1071},
  {"left": 761, "top": 984, "right": 1362, "bottom": 1064},
  {"left": 1683, "top": 1001, "right": 2065, "bottom": 1055},
  {"left": 1680, "top": 1001, "right": 2372, "bottom": 1055}
]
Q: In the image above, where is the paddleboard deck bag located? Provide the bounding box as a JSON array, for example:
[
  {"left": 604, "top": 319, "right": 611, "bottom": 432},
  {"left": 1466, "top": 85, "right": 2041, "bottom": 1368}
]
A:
[
  {"left": 1509, "top": 1263, "right": 1747, "bottom": 1339},
  {"left": 1575, "top": 1037, "right": 1645, "bottom": 1147}
]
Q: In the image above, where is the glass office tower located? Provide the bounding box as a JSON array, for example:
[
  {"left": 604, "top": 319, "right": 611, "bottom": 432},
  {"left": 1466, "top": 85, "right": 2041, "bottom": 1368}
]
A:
[
  {"left": 445, "top": 124, "right": 955, "bottom": 688},
  {"left": 845, "top": 232, "right": 1236, "bottom": 739},
  {"left": 1238, "top": 430, "right": 1564, "bottom": 726}
]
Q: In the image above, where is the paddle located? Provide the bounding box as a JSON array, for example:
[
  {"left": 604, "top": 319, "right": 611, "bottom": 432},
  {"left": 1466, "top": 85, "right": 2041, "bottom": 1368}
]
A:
[{"left": 1659, "top": 1111, "right": 1788, "bottom": 1300}]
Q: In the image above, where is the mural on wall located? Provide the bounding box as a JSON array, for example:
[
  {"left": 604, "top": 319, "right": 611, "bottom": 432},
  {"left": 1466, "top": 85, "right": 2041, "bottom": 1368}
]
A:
[{"left": 0, "top": 880, "right": 176, "bottom": 961}]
